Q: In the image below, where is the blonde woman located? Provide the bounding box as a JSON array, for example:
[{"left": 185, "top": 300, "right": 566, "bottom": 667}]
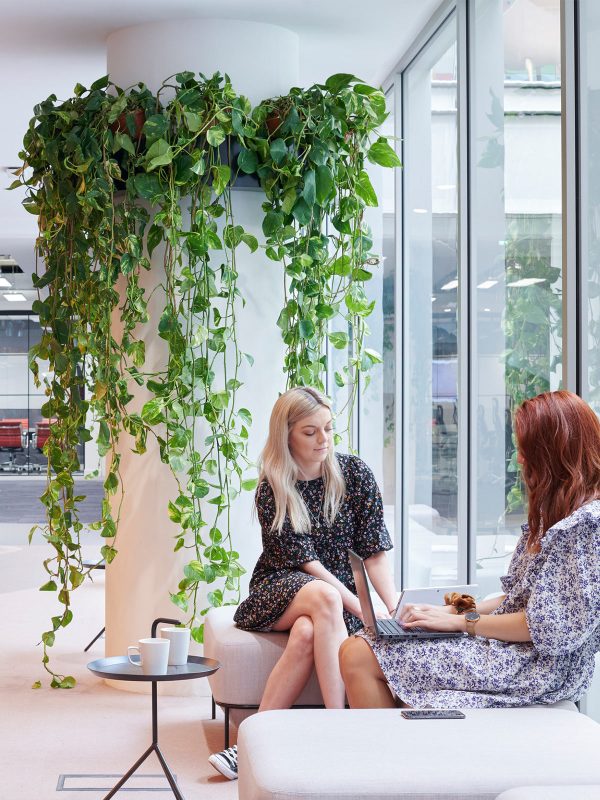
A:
[{"left": 209, "top": 386, "right": 396, "bottom": 780}]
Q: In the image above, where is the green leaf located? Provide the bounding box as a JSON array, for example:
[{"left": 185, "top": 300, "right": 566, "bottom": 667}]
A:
[
  {"left": 364, "top": 348, "right": 383, "bottom": 364},
  {"left": 328, "top": 331, "right": 349, "bottom": 349},
  {"left": 59, "top": 676, "right": 76, "bottom": 689},
  {"left": 242, "top": 478, "right": 258, "bottom": 491},
  {"left": 241, "top": 233, "right": 258, "bottom": 253},
  {"left": 334, "top": 371, "right": 346, "bottom": 387},
  {"left": 32, "top": 681, "right": 41, "bottom": 689},
  {"left": 315, "top": 165, "right": 334, "bottom": 206},
  {"left": 147, "top": 224, "right": 163, "bottom": 258},
  {"left": 42, "top": 631, "right": 55, "bottom": 647},
  {"left": 141, "top": 399, "right": 165, "bottom": 425},
  {"left": 269, "top": 138, "right": 287, "bottom": 165},
  {"left": 263, "top": 211, "right": 283, "bottom": 237},
  {"left": 184, "top": 110, "right": 201, "bottom": 131},
  {"left": 99, "top": 545, "right": 117, "bottom": 565},
  {"left": 355, "top": 170, "right": 378, "bottom": 206},
  {"left": 115, "top": 132, "right": 135, "bottom": 156},
  {"left": 170, "top": 592, "right": 189, "bottom": 612},
  {"left": 191, "top": 625, "right": 204, "bottom": 644},
  {"left": 315, "top": 303, "right": 335, "bottom": 320},
  {"left": 325, "top": 73, "right": 356, "bottom": 92},
  {"left": 292, "top": 198, "right": 312, "bottom": 226},
  {"left": 143, "top": 114, "right": 168, "bottom": 142},
  {"left": 367, "top": 139, "right": 401, "bottom": 168},
  {"left": 332, "top": 255, "right": 352, "bottom": 276},
  {"left": 146, "top": 138, "right": 173, "bottom": 170},
  {"left": 206, "top": 125, "right": 226, "bottom": 147},
  {"left": 238, "top": 407, "right": 252, "bottom": 425},
  {"left": 237, "top": 147, "right": 258, "bottom": 174},
  {"left": 134, "top": 173, "right": 162, "bottom": 200},
  {"left": 299, "top": 319, "right": 315, "bottom": 339},
  {"left": 303, "top": 170, "right": 316, "bottom": 207},
  {"left": 39, "top": 580, "right": 57, "bottom": 592}
]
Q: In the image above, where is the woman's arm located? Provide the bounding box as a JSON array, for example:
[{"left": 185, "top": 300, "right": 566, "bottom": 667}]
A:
[
  {"left": 401, "top": 604, "right": 531, "bottom": 643},
  {"left": 477, "top": 594, "right": 506, "bottom": 614},
  {"left": 364, "top": 551, "right": 397, "bottom": 614},
  {"left": 302, "top": 560, "right": 363, "bottom": 620}
]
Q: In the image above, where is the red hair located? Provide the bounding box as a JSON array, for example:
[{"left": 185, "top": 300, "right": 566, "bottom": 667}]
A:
[{"left": 514, "top": 390, "right": 600, "bottom": 548}]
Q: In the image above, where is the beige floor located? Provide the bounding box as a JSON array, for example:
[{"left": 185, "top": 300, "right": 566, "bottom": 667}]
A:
[{"left": 0, "top": 529, "right": 239, "bottom": 800}]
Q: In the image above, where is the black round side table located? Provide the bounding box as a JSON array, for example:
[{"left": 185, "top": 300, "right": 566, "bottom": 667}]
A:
[{"left": 87, "top": 617, "right": 220, "bottom": 800}]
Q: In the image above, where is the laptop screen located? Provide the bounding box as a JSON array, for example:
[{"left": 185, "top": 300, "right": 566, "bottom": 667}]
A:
[{"left": 348, "top": 549, "right": 377, "bottom": 631}]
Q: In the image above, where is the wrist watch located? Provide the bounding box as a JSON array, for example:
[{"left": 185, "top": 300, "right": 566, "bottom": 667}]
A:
[{"left": 465, "top": 610, "right": 481, "bottom": 636}]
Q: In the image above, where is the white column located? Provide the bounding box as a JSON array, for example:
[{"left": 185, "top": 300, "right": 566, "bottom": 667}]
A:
[{"left": 105, "top": 20, "right": 298, "bottom": 694}]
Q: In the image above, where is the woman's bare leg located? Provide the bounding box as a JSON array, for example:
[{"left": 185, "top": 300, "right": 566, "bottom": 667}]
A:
[
  {"left": 339, "top": 636, "right": 396, "bottom": 708},
  {"left": 270, "top": 580, "right": 348, "bottom": 708},
  {"left": 259, "top": 616, "right": 315, "bottom": 711}
]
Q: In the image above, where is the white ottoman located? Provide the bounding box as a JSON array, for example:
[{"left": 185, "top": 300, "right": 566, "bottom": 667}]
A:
[
  {"left": 204, "top": 606, "right": 322, "bottom": 747},
  {"left": 238, "top": 706, "right": 600, "bottom": 800},
  {"left": 496, "top": 788, "right": 600, "bottom": 799}
]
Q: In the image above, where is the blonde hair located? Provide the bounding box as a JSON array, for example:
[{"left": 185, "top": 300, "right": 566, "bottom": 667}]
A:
[{"left": 258, "top": 387, "right": 346, "bottom": 533}]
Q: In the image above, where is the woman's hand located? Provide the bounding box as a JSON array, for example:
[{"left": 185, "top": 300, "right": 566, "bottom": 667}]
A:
[{"left": 399, "top": 603, "right": 464, "bottom": 632}]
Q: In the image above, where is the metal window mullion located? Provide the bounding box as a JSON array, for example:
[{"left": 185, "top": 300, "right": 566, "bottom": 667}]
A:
[
  {"left": 561, "top": 0, "right": 579, "bottom": 393},
  {"left": 395, "top": 76, "right": 405, "bottom": 590},
  {"left": 456, "top": 0, "right": 470, "bottom": 585}
]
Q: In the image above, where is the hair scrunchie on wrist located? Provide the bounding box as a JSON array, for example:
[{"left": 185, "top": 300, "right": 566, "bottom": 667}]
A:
[{"left": 444, "top": 592, "right": 476, "bottom": 614}]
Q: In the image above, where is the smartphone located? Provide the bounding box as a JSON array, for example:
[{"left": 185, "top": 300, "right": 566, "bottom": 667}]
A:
[{"left": 401, "top": 709, "right": 465, "bottom": 720}]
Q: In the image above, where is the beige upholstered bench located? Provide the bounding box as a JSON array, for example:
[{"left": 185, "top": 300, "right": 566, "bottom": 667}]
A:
[
  {"left": 237, "top": 706, "right": 600, "bottom": 800},
  {"left": 204, "top": 605, "right": 323, "bottom": 747}
]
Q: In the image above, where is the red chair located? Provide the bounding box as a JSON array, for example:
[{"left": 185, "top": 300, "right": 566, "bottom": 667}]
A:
[
  {"left": 0, "top": 421, "right": 25, "bottom": 471},
  {"left": 34, "top": 419, "right": 55, "bottom": 452}
]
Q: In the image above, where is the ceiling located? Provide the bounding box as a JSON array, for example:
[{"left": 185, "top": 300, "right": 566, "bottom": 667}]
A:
[{"left": 0, "top": 0, "right": 443, "bottom": 308}]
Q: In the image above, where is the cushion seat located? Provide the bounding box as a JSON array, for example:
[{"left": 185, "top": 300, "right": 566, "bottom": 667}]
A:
[{"left": 238, "top": 706, "right": 600, "bottom": 800}]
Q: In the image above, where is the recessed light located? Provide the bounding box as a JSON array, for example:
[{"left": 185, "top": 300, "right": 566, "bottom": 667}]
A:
[
  {"left": 477, "top": 279, "right": 498, "bottom": 289},
  {"left": 444, "top": 307, "right": 452, "bottom": 313},
  {"left": 431, "top": 296, "right": 436, "bottom": 302},
  {"left": 506, "top": 278, "right": 545, "bottom": 288},
  {"left": 413, "top": 208, "right": 428, "bottom": 214},
  {"left": 3, "top": 293, "right": 27, "bottom": 302},
  {"left": 441, "top": 279, "right": 458, "bottom": 291},
  {"left": 0, "top": 278, "right": 12, "bottom": 288},
  {"left": 483, "top": 307, "right": 491, "bottom": 312}
]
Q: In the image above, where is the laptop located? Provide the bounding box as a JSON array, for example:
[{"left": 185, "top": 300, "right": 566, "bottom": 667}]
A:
[{"left": 348, "top": 549, "right": 467, "bottom": 641}]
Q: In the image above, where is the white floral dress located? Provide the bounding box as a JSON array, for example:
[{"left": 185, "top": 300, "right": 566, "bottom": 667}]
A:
[{"left": 357, "top": 501, "right": 600, "bottom": 708}]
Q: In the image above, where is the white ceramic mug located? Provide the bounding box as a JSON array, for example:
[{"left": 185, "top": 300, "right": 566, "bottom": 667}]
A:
[
  {"left": 127, "top": 637, "right": 170, "bottom": 675},
  {"left": 160, "top": 626, "right": 191, "bottom": 666}
]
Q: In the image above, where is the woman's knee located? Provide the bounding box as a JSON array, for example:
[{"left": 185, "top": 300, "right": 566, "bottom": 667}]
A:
[
  {"left": 287, "top": 615, "right": 314, "bottom": 656},
  {"left": 304, "top": 580, "right": 343, "bottom": 620},
  {"left": 339, "top": 636, "right": 377, "bottom": 679}
]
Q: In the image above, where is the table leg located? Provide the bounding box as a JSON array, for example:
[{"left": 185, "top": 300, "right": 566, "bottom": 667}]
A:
[
  {"left": 101, "top": 680, "right": 185, "bottom": 800},
  {"left": 102, "top": 743, "right": 154, "bottom": 800}
]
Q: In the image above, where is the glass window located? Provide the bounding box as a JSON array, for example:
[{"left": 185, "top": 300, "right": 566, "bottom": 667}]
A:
[
  {"left": 403, "top": 15, "right": 459, "bottom": 587},
  {"left": 360, "top": 88, "right": 396, "bottom": 567},
  {"left": 580, "top": 0, "right": 600, "bottom": 413},
  {"left": 470, "top": 0, "right": 562, "bottom": 595}
]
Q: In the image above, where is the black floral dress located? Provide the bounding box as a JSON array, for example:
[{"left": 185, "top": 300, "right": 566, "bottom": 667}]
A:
[{"left": 234, "top": 453, "right": 392, "bottom": 634}]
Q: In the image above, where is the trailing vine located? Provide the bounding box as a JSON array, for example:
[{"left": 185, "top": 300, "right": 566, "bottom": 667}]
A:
[{"left": 14, "top": 71, "right": 397, "bottom": 686}]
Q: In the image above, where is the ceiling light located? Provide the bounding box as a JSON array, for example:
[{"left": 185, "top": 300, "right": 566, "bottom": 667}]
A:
[
  {"left": 441, "top": 279, "right": 458, "bottom": 291},
  {"left": 506, "top": 278, "right": 545, "bottom": 288},
  {"left": 435, "top": 184, "right": 456, "bottom": 190},
  {"left": 444, "top": 307, "right": 452, "bottom": 313},
  {"left": 477, "top": 279, "right": 498, "bottom": 289},
  {"left": 431, "top": 296, "right": 436, "bottom": 302},
  {"left": 413, "top": 208, "right": 428, "bottom": 214},
  {"left": 3, "top": 293, "right": 27, "bottom": 302},
  {"left": 0, "top": 278, "right": 12, "bottom": 288},
  {"left": 483, "top": 307, "right": 491, "bottom": 312}
]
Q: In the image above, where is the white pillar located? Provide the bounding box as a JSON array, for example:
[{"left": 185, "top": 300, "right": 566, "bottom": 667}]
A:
[{"left": 105, "top": 20, "right": 298, "bottom": 694}]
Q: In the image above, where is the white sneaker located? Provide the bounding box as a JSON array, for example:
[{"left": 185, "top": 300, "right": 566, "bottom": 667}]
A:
[{"left": 208, "top": 744, "right": 238, "bottom": 780}]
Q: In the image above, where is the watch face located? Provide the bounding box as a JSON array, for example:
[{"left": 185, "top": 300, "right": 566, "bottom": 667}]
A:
[{"left": 465, "top": 611, "right": 480, "bottom": 622}]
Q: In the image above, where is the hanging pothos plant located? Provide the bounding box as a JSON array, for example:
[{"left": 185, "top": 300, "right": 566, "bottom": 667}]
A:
[{"left": 14, "top": 70, "right": 398, "bottom": 687}]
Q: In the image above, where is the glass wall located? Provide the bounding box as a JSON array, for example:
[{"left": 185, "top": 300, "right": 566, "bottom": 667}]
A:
[
  {"left": 580, "top": 0, "right": 600, "bottom": 412},
  {"left": 0, "top": 313, "right": 86, "bottom": 475},
  {"left": 402, "top": 14, "right": 459, "bottom": 587},
  {"left": 359, "top": 88, "right": 397, "bottom": 558},
  {"left": 470, "top": 0, "right": 562, "bottom": 595}
]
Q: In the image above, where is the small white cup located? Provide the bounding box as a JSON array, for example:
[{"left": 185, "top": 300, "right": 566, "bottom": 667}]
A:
[
  {"left": 127, "top": 637, "right": 170, "bottom": 675},
  {"left": 160, "top": 627, "right": 191, "bottom": 666}
]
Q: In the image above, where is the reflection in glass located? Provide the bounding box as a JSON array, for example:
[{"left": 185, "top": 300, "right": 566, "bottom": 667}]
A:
[
  {"left": 471, "top": 0, "right": 562, "bottom": 595},
  {"left": 403, "top": 15, "right": 459, "bottom": 587}
]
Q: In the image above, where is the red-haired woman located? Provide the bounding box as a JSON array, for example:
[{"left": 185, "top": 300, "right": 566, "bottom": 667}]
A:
[{"left": 340, "top": 390, "right": 600, "bottom": 709}]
